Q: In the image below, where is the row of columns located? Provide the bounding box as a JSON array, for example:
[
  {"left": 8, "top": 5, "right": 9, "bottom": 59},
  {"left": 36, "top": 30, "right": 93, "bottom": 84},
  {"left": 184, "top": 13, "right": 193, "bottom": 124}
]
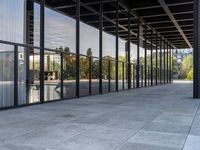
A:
[{"left": 38, "top": 0, "right": 173, "bottom": 103}]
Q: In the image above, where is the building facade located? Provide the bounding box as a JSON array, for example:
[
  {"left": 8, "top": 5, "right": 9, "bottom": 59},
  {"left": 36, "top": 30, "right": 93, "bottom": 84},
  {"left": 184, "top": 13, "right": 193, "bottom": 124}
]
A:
[{"left": 4, "top": 0, "right": 197, "bottom": 109}]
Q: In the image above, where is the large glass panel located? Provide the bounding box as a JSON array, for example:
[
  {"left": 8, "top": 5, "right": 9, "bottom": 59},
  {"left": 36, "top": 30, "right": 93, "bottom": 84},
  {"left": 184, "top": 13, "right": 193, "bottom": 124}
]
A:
[
  {"left": 157, "top": 42, "right": 161, "bottom": 84},
  {"left": 44, "top": 50, "right": 61, "bottom": 101},
  {"left": 18, "top": 46, "right": 26, "bottom": 105},
  {"left": 131, "top": 43, "right": 137, "bottom": 88},
  {"left": 80, "top": 3, "right": 99, "bottom": 96},
  {"left": 153, "top": 44, "right": 157, "bottom": 85},
  {"left": 0, "top": 44, "right": 14, "bottom": 108},
  {"left": 110, "top": 60, "right": 116, "bottom": 92},
  {"left": 63, "top": 52, "right": 76, "bottom": 99},
  {"left": 91, "top": 57, "right": 99, "bottom": 95},
  {"left": 0, "top": 0, "right": 25, "bottom": 107},
  {"left": 80, "top": 55, "right": 89, "bottom": 96},
  {"left": 0, "top": 0, "right": 25, "bottom": 43},
  {"left": 139, "top": 25, "right": 145, "bottom": 87},
  {"left": 119, "top": 38, "right": 126, "bottom": 90},
  {"left": 118, "top": 61, "right": 123, "bottom": 91},
  {"left": 43, "top": 1, "right": 76, "bottom": 100},
  {"left": 28, "top": 48, "right": 40, "bottom": 103},
  {"left": 147, "top": 43, "right": 151, "bottom": 86},
  {"left": 124, "top": 62, "right": 128, "bottom": 90},
  {"left": 44, "top": 3, "right": 76, "bottom": 52},
  {"left": 102, "top": 58, "right": 109, "bottom": 93},
  {"left": 103, "top": 32, "right": 116, "bottom": 92}
]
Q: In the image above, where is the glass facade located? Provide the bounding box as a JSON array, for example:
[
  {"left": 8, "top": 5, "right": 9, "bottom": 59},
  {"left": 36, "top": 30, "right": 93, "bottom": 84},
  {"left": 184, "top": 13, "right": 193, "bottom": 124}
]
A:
[{"left": 0, "top": 0, "right": 173, "bottom": 109}]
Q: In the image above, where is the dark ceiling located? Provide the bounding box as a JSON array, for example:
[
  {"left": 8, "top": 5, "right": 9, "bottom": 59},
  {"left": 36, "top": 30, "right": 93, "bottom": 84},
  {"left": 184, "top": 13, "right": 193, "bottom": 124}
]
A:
[{"left": 43, "top": 0, "right": 194, "bottom": 49}]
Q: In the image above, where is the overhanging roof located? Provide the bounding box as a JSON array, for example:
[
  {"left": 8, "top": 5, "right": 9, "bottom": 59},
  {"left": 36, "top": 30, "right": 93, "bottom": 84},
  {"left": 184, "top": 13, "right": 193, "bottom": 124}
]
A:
[{"left": 36, "top": 0, "right": 194, "bottom": 49}]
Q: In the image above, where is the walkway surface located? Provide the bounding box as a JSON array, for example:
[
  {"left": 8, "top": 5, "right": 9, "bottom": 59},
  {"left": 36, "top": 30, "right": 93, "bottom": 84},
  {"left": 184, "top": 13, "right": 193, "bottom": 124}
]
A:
[{"left": 0, "top": 81, "right": 200, "bottom": 150}]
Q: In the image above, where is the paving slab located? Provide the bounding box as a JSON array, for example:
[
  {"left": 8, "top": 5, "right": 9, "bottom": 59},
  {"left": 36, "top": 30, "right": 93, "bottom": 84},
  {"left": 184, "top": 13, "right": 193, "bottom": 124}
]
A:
[{"left": 0, "top": 80, "right": 199, "bottom": 150}]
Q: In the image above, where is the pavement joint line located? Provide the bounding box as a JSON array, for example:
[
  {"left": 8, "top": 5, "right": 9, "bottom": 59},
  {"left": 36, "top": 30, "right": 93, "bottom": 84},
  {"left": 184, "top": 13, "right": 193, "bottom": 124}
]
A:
[{"left": 181, "top": 99, "right": 200, "bottom": 150}]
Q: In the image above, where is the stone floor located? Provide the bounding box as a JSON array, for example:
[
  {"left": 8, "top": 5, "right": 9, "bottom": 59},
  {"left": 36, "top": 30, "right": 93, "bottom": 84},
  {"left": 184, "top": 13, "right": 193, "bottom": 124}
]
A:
[{"left": 0, "top": 80, "right": 199, "bottom": 150}]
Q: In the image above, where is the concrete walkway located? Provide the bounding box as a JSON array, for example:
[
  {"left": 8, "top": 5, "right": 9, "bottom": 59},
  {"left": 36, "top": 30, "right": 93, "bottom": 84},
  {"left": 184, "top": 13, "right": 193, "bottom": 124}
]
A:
[{"left": 0, "top": 81, "right": 199, "bottom": 150}]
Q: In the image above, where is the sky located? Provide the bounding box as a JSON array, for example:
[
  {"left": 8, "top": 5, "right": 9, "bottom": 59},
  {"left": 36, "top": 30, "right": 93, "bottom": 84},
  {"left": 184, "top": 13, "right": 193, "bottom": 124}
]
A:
[{"left": 0, "top": 0, "right": 142, "bottom": 60}]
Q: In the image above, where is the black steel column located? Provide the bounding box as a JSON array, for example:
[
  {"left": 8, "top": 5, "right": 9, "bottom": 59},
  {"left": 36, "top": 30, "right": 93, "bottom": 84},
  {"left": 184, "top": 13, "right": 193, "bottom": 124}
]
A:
[
  {"left": 136, "top": 21, "right": 140, "bottom": 88},
  {"left": 122, "top": 62, "right": 125, "bottom": 90},
  {"left": 155, "top": 34, "right": 158, "bottom": 85},
  {"left": 108, "top": 60, "right": 111, "bottom": 92},
  {"left": 163, "top": 41, "right": 166, "bottom": 84},
  {"left": 127, "top": 11, "right": 131, "bottom": 89},
  {"left": 14, "top": 45, "right": 18, "bottom": 106},
  {"left": 89, "top": 57, "right": 92, "bottom": 95},
  {"left": 144, "top": 25, "right": 147, "bottom": 87},
  {"left": 133, "top": 64, "right": 135, "bottom": 88},
  {"left": 160, "top": 37, "right": 162, "bottom": 84},
  {"left": 25, "top": 0, "right": 34, "bottom": 103},
  {"left": 76, "top": 0, "right": 80, "bottom": 98},
  {"left": 150, "top": 30, "right": 153, "bottom": 86},
  {"left": 170, "top": 46, "right": 172, "bottom": 83},
  {"left": 193, "top": 5, "right": 199, "bottom": 96},
  {"left": 99, "top": 0, "right": 103, "bottom": 94},
  {"left": 40, "top": 0, "right": 45, "bottom": 103},
  {"left": 60, "top": 52, "right": 64, "bottom": 99},
  {"left": 167, "top": 43, "right": 169, "bottom": 83},
  {"left": 116, "top": 0, "right": 119, "bottom": 91}
]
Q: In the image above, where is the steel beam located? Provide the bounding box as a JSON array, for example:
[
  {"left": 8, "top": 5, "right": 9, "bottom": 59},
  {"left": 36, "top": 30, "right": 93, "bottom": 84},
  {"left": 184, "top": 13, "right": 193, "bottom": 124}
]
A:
[
  {"left": 133, "top": 1, "right": 193, "bottom": 11},
  {"left": 157, "top": 0, "right": 192, "bottom": 48}
]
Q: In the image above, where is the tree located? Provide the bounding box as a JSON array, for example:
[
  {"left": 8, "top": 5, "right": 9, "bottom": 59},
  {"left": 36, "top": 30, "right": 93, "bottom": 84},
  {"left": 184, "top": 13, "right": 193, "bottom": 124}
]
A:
[
  {"left": 181, "top": 55, "right": 193, "bottom": 79},
  {"left": 62, "top": 47, "right": 76, "bottom": 80},
  {"left": 87, "top": 48, "right": 92, "bottom": 57}
]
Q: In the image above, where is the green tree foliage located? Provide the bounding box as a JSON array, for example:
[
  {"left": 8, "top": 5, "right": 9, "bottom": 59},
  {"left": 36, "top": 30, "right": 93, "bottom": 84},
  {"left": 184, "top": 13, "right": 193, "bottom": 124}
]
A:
[
  {"left": 181, "top": 55, "right": 193, "bottom": 79},
  {"left": 62, "top": 47, "right": 76, "bottom": 80},
  {"left": 87, "top": 48, "right": 92, "bottom": 57},
  {"left": 186, "top": 68, "right": 193, "bottom": 80}
]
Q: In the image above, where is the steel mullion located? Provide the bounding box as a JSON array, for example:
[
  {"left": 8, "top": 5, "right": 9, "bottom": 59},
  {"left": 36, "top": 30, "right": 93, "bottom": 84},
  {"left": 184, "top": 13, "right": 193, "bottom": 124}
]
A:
[
  {"left": 14, "top": 45, "right": 18, "bottom": 106},
  {"left": 76, "top": 0, "right": 80, "bottom": 98},
  {"left": 144, "top": 24, "right": 147, "bottom": 87},
  {"left": 116, "top": 0, "right": 119, "bottom": 91},
  {"left": 156, "top": 35, "right": 158, "bottom": 85},
  {"left": 160, "top": 37, "right": 162, "bottom": 84},
  {"left": 127, "top": 11, "right": 131, "bottom": 89},
  {"left": 163, "top": 41, "right": 166, "bottom": 84},
  {"left": 136, "top": 21, "right": 140, "bottom": 88},
  {"left": 40, "top": 0, "right": 45, "bottom": 103},
  {"left": 150, "top": 30, "right": 153, "bottom": 86},
  {"left": 99, "top": 0, "right": 103, "bottom": 94}
]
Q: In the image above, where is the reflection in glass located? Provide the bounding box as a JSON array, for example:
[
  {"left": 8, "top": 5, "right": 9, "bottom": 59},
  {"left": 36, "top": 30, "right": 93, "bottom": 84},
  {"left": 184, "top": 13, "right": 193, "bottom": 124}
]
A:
[
  {"left": 29, "top": 48, "right": 40, "bottom": 103},
  {"left": 91, "top": 58, "right": 99, "bottom": 95},
  {"left": 63, "top": 52, "right": 76, "bottom": 99},
  {"left": 102, "top": 58, "right": 109, "bottom": 93},
  {"left": 0, "top": 44, "right": 14, "bottom": 108},
  {"left": 44, "top": 51, "right": 61, "bottom": 101},
  {"left": 110, "top": 60, "right": 116, "bottom": 92},
  {"left": 80, "top": 55, "right": 89, "bottom": 97}
]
